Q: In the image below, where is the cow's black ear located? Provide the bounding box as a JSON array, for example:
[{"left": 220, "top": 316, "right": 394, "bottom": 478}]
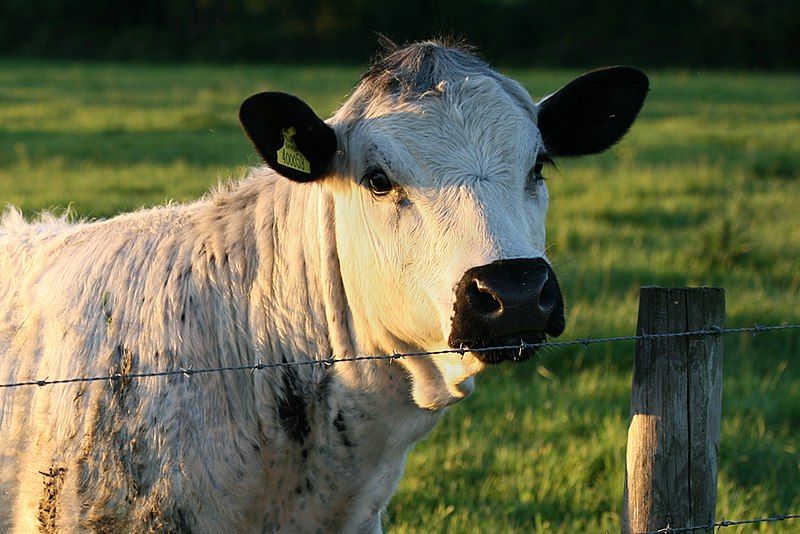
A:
[
  {"left": 239, "top": 92, "right": 337, "bottom": 182},
  {"left": 536, "top": 67, "right": 648, "bottom": 157}
]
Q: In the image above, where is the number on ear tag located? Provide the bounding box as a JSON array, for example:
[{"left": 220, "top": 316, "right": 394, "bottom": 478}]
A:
[{"left": 276, "top": 127, "right": 311, "bottom": 174}]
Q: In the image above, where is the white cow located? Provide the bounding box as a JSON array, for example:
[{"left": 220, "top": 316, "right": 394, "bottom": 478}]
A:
[{"left": 0, "top": 40, "right": 647, "bottom": 532}]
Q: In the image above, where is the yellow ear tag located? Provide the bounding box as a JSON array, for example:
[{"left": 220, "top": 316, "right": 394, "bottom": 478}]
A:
[{"left": 276, "top": 127, "right": 311, "bottom": 174}]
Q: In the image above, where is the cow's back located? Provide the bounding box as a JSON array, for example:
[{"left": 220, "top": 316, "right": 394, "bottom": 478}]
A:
[{"left": 0, "top": 204, "right": 225, "bottom": 532}]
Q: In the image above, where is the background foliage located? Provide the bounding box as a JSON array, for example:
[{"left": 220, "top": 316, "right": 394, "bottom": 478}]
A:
[{"left": 1, "top": 0, "right": 799, "bottom": 68}]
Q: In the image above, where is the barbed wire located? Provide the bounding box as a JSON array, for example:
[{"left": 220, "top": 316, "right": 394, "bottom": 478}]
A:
[
  {"left": 642, "top": 512, "right": 800, "bottom": 533},
  {"left": 1, "top": 323, "right": 798, "bottom": 390}
]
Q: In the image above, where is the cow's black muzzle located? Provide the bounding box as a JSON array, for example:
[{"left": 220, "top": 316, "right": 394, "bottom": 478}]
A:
[{"left": 448, "top": 257, "right": 565, "bottom": 364}]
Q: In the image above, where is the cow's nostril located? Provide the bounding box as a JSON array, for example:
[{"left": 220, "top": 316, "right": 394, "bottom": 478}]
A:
[
  {"left": 538, "top": 273, "right": 558, "bottom": 316},
  {"left": 467, "top": 279, "right": 502, "bottom": 315}
]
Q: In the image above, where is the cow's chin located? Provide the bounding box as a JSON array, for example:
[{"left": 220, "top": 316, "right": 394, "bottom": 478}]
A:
[
  {"left": 404, "top": 352, "right": 485, "bottom": 410},
  {"left": 404, "top": 332, "right": 548, "bottom": 409}
]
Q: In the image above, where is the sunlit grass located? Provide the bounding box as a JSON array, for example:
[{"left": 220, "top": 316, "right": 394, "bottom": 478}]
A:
[{"left": 1, "top": 60, "right": 798, "bottom": 532}]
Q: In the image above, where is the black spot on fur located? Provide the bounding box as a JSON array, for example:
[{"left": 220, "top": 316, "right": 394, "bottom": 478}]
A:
[
  {"left": 333, "top": 412, "right": 353, "bottom": 448},
  {"left": 110, "top": 345, "right": 135, "bottom": 395},
  {"left": 175, "top": 508, "right": 195, "bottom": 533},
  {"left": 38, "top": 467, "right": 67, "bottom": 532},
  {"left": 305, "top": 477, "right": 313, "bottom": 493},
  {"left": 316, "top": 372, "right": 332, "bottom": 401},
  {"left": 77, "top": 347, "right": 152, "bottom": 530},
  {"left": 277, "top": 367, "right": 310, "bottom": 443},
  {"left": 81, "top": 513, "right": 125, "bottom": 533},
  {"left": 127, "top": 507, "right": 195, "bottom": 533}
]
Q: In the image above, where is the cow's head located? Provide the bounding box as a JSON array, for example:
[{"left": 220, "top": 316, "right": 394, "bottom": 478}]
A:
[{"left": 240, "top": 41, "right": 648, "bottom": 409}]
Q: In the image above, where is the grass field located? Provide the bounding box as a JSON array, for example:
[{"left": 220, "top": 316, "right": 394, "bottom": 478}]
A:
[{"left": 1, "top": 60, "right": 798, "bottom": 532}]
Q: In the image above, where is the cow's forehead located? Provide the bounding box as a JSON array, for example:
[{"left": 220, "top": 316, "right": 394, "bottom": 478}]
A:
[
  {"left": 332, "top": 41, "right": 542, "bottom": 186},
  {"left": 344, "top": 77, "right": 540, "bottom": 188},
  {"left": 376, "top": 77, "right": 539, "bottom": 182}
]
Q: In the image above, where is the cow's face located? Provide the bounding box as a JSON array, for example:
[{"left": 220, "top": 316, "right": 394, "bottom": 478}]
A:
[{"left": 240, "top": 44, "right": 648, "bottom": 410}]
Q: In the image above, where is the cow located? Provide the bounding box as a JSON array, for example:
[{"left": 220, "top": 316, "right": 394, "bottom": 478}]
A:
[{"left": 0, "top": 40, "right": 647, "bottom": 533}]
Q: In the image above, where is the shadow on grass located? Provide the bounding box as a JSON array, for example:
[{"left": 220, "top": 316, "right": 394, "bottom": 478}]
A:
[
  {"left": 594, "top": 205, "right": 710, "bottom": 230},
  {"left": 721, "top": 435, "right": 800, "bottom": 507},
  {"left": 0, "top": 128, "right": 252, "bottom": 168}
]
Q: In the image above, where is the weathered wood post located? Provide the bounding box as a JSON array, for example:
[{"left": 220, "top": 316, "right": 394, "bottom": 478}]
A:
[{"left": 622, "top": 287, "right": 725, "bottom": 534}]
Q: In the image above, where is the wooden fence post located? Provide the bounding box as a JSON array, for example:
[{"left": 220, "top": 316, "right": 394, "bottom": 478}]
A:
[{"left": 622, "top": 287, "right": 725, "bottom": 534}]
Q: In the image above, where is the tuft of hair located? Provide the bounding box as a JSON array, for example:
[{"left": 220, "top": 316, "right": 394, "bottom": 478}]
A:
[
  {"left": 360, "top": 37, "right": 488, "bottom": 100},
  {"left": 0, "top": 205, "right": 78, "bottom": 237}
]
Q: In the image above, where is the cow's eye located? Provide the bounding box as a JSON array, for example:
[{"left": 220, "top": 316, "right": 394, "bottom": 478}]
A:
[
  {"left": 366, "top": 170, "right": 394, "bottom": 196},
  {"left": 527, "top": 162, "right": 545, "bottom": 185},
  {"left": 532, "top": 162, "right": 544, "bottom": 181},
  {"left": 528, "top": 155, "right": 553, "bottom": 185}
]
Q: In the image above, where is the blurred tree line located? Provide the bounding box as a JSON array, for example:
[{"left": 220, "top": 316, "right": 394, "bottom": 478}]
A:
[{"left": 0, "top": 0, "right": 797, "bottom": 68}]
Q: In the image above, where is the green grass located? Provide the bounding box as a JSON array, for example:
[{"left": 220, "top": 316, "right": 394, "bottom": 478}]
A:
[{"left": 2, "top": 60, "right": 799, "bottom": 532}]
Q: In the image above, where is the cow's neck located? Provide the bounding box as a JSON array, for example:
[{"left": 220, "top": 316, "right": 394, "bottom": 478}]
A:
[
  {"left": 193, "top": 168, "right": 443, "bottom": 427},
  {"left": 198, "top": 170, "right": 441, "bottom": 529}
]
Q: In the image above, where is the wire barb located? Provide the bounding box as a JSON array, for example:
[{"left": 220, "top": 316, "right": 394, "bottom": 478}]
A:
[{"left": 640, "top": 512, "right": 800, "bottom": 533}]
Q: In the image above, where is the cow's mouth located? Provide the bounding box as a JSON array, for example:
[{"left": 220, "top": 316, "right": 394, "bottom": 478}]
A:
[{"left": 453, "top": 331, "right": 547, "bottom": 364}]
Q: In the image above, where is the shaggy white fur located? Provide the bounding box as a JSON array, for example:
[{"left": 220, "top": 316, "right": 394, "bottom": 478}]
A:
[
  {"left": 1, "top": 174, "right": 446, "bottom": 532},
  {"left": 0, "top": 43, "right": 557, "bottom": 533}
]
